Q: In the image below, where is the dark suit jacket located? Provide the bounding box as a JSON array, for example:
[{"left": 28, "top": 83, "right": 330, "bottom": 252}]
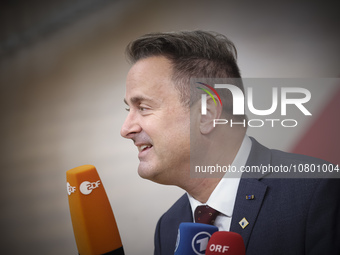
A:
[{"left": 154, "top": 138, "right": 340, "bottom": 254}]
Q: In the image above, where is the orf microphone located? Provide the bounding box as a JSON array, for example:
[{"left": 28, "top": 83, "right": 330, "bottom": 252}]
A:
[
  {"left": 66, "top": 165, "right": 124, "bottom": 255},
  {"left": 206, "top": 231, "right": 245, "bottom": 255},
  {"left": 174, "top": 222, "right": 218, "bottom": 255}
]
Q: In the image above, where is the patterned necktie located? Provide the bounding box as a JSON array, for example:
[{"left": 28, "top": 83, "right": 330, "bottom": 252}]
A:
[{"left": 194, "top": 205, "right": 220, "bottom": 225}]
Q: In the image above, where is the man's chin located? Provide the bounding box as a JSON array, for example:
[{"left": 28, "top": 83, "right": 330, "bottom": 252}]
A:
[
  {"left": 137, "top": 164, "right": 171, "bottom": 185},
  {"left": 137, "top": 164, "right": 157, "bottom": 180}
]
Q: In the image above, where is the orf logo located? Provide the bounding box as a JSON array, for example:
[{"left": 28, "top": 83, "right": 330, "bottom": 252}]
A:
[
  {"left": 79, "top": 180, "right": 101, "bottom": 195},
  {"left": 192, "top": 231, "right": 212, "bottom": 255}
]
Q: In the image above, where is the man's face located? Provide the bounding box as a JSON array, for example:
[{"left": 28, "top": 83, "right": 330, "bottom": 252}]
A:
[{"left": 121, "top": 56, "right": 191, "bottom": 185}]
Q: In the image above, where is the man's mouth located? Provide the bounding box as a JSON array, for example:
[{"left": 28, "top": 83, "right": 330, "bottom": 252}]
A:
[{"left": 138, "top": 144, "right": 153, "bottom": 152}]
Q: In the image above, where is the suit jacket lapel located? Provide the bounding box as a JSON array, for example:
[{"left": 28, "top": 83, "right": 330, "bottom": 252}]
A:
[
  {"left": 230, "top": 178, "right": 268, "bottom": 248},
  {"left": 230, "top": 137, "right": 271, "bottom": 248}
]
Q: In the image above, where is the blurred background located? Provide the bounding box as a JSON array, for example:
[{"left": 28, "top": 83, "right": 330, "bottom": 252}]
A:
[{"left": 0, "top": 0, "right": 339, "bottom": 254}]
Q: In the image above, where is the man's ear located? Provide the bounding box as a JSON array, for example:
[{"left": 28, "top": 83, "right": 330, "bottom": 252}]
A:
[{"left": 200, "top": 96, "right": 222, "bottom": 134}]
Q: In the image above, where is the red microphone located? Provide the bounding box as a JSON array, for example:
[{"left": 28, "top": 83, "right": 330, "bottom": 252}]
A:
[
  {"left": 206, "top": 231, "right": 245, "bottom": 255},
  {"left": 66, "top": 165, "right": 124, "bottom": 255}
]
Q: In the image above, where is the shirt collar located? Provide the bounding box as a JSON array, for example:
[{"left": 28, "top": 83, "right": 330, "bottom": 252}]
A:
[{"left": 188, "top": 135, "right": 252, "bottom": 217}]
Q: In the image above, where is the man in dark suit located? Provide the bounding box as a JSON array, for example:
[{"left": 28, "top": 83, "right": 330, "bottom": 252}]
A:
[
  {"left": 154, "top": 137, "right": 340, "bottom": 254},
  {"left": 121, "top": 30, "right": 340, "bottom": 254}
]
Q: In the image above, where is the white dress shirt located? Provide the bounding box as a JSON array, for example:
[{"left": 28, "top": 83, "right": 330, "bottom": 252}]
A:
[{"left": 187, "top": 135, "right": 252, "bottom": 231}]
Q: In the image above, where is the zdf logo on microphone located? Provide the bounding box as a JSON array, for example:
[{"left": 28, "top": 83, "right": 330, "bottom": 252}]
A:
[
  {"left": 67, "top": 182, "right": 76, "bottom": 195},
  {"left": 80, "top": 180, "right": 101, "bottom": 195}
]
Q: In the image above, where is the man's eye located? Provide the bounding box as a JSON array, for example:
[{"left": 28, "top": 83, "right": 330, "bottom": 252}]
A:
[{"left": 139, "top": 105, "right": 150, "bottom": 112}]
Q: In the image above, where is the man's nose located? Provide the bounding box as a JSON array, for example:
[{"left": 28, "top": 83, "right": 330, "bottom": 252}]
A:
[{"left": 120, "top": 111, "right": 142, "bottom": 139}]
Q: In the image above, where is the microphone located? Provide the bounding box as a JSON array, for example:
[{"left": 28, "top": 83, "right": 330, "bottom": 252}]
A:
[
  {"left": 66, "top": 165, "right": 124, "bottom": 255},
  {"left": 174, "top": 222, "right": 218, "bottom": 255},
  {"left": 206, "top": 231, "right": 245, "bottom": 255}
]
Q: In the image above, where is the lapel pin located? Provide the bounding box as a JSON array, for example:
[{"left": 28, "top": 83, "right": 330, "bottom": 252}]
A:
[
  {"left": 246, "top": 195, "right": 255, "bottom": 200},
  {"left": 239, "top": 217, "right": 249, "bottom": 229}
]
